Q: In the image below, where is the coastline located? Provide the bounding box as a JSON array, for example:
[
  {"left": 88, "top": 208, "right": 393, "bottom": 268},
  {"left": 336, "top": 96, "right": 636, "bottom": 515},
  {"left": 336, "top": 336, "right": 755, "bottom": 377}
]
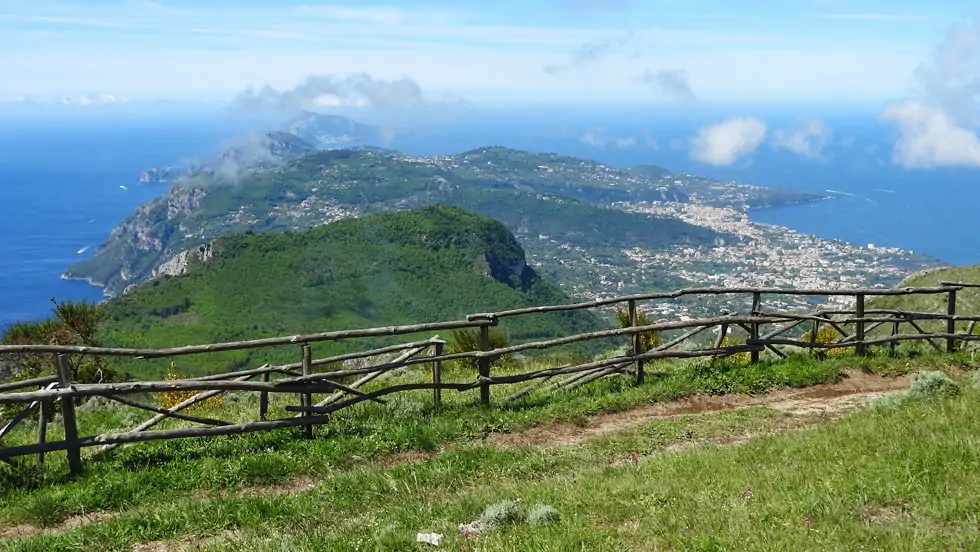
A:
[{"left": 60, "top": 273, "right": 111, "bottom": 299}]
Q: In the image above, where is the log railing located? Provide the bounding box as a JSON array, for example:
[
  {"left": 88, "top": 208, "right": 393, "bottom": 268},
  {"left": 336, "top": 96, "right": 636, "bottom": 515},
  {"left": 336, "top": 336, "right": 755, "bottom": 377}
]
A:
[{"left": 0, "top": 283, "right": 975, "bottom": 474}]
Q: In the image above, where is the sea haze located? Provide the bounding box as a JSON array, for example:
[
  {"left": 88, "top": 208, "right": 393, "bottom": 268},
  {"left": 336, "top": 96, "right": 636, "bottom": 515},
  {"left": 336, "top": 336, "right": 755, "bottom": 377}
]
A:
[{"left": 0, "top": 106, "right": 975, "bottom": 325}]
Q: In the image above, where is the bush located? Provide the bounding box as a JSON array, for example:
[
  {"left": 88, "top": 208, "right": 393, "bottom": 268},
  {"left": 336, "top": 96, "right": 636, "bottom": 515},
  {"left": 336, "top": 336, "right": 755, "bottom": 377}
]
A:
[
  {"left": 1, "top": 299, "right": 117, "bottom": 423},
  {"left": 160, "top": 361, "right": 224, "bottom": 411},
  {"left": 449, "top": 327, "right": 513, "bottom": 371},
  {"left": 527, "top": 504, "right": 560, "bottom": 525},
  {"left": 478, "top": 499, "right": 524, "bottom": 530},
  {"left": 800, "top": 325, "right": 853, "bottom": 358},
  {"left": 615, "top": 308, "right": 661, "bottom": 353},
  {"left": 907, "top": 370, "right": 960, "bottom": 399}
]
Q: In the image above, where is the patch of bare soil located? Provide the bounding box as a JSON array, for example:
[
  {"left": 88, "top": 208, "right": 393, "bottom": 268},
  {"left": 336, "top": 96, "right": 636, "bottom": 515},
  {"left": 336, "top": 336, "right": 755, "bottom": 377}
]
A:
[
  {"left": 131, "top": 530, "right": 240, "bottom": 552},
  {"left": 487, "top": 371, "right": 909, "bottom": 448},
  {"left": 0, "top": 511, "right": 115, "bottom": 541}
]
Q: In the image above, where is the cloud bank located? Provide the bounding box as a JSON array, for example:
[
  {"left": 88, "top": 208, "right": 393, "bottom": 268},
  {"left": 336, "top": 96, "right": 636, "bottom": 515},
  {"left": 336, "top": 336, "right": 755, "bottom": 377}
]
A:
[
  {"left": 771, "top": 118, "right": 832, "bottom": 158},
  {"left": 882, "top": 101, "right": 980, "bottom": 168},
  {"left": 884, "top": 15, "right": 980, "bottom": 168},
  {"left": 690, "top": 117, "right": 767, "bottom": 166},
  {"left": 235, "top": 73, "right": 460, "bottom": 111}
]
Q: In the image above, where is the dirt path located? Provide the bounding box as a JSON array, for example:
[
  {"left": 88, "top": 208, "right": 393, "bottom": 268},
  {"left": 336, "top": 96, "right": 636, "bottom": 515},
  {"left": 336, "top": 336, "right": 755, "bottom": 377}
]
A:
[
  {"left": 0, "top": 371, "right": 909, "bottom": 546},
  {"left": 487, "top": 370, "right": 908, "bottom": 448}
]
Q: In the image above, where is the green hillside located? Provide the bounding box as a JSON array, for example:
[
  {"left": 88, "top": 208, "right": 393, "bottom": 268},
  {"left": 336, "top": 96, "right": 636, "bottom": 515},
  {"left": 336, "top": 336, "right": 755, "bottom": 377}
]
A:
[
  {"left": 101, "top": 206, "right": 609, "bottom": 378},
  {"left": 66, "top": 146, "right": 759, "bottom": 297},
  {"left": 869, "top": 265, "right": 979, "bottom": 333}
]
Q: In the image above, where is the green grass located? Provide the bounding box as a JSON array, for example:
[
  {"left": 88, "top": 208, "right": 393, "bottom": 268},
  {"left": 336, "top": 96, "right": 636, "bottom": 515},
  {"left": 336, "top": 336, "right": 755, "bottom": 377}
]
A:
[
  {"left": 0, "top": 351, "right": 974, "bottom": 551},
  {"left": 2, "top": 370, "right": 978, "bottom": 551}
]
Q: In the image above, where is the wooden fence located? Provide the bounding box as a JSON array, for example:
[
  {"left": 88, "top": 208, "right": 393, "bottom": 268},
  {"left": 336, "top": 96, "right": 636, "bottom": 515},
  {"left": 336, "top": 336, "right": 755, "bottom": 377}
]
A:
[{"left": 1, "top": 282, "right": 978, "bottom": 474}]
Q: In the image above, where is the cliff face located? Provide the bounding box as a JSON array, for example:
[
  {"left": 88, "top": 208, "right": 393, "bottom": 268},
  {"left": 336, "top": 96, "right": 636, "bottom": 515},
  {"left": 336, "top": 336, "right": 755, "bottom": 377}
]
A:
[{"left": 65, "top": 186, "right": 210, "bottom": 295}]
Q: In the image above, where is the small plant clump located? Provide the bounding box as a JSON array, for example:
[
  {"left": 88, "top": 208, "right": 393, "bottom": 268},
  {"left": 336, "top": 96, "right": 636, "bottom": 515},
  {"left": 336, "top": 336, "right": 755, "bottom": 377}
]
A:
[
  {"left": 800, "top": 326, "right": 853, "bottom": 358},
  {"left": 527, "top": 504, "right": 560, "bottom": 525},
  {"left": 907, "top": 370, "right": 960, "bottom": 399},
  {"left": 615, "top": 308, "right": 661, "bottom": 353},
  {"left": 478, "top": 499, "right": 525, "bottom": 530},
  {"left": 160, "top": 360, "right": 224, "bottom": 411}
]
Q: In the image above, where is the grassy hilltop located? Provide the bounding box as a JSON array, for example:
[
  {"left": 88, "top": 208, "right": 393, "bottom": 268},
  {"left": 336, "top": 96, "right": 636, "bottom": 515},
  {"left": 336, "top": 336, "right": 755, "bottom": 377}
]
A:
[{"left": 99, "top": 205, "right": 608, "bottom": 378}]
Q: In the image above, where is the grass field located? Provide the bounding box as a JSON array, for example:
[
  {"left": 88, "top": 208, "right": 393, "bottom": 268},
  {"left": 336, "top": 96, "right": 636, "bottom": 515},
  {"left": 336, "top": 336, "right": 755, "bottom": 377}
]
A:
[{"left": 0, "top": 350, "right": 977, "bottom": 551}]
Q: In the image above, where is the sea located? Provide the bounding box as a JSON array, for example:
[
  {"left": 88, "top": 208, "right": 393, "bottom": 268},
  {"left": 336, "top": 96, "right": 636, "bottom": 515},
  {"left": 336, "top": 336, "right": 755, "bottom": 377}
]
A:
[{"left": 1, "top": 104, "right": 978, "bottom": 326}]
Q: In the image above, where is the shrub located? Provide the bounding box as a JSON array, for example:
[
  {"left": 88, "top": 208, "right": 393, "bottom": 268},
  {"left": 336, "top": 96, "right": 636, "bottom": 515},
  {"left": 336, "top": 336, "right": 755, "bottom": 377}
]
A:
[
  {"left": 718, "top": 336, "right": 752, "bottom": 366},
  {"left": 449, "top": 328, "right": 513, "bottom": 372},
  {"left": 478, "top": 499, "right": 524, "bottom": 530},
  {"left": 160, "top": 360, "right": 224, "bottom": 411},
  {"left": 907, "top": 370, "right": 960, "bottom": 399},
  {"left": 800, "top": 325, "right": 853, "bottom": 357},
  {"left": 1, "top": 299, "right": 117, "bottom": 422},
  {"left": 527, "top": 504, "right": 560, "bottom": 525},
  {"left": 615, "top": 308, "right": 661, "bottom": 353}
]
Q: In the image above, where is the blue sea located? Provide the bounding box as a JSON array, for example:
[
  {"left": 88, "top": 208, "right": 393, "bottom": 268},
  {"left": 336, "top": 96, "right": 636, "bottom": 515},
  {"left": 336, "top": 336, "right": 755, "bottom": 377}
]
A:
[{"left": 1, "top": 105, "right": 977, "bottom": 326}]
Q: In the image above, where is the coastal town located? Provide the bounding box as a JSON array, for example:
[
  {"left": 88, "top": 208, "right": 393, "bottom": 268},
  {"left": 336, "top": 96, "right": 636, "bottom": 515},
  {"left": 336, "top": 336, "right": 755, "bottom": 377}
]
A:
[{"left": 526, "top": 199, "right": 940, "bottom": 319}]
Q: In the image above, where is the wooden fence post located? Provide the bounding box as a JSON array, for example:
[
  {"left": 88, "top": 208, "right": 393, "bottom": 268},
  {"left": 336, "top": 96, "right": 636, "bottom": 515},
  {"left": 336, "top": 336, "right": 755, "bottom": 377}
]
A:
[
  {"left": 56, "top": 354, "right": 81, "bottom": 475},
  {"left": 750, "top": 292, "right": 762, "bottom": 363},
  {"left": 301, "top": 344, "right": 313, "bottom": 439},
  {"left": 259, "top": 372, "right": 270, "bottom": 421},
  {"left": 628, "top": 299, "right": 644, "bottom": 384},
  {"left": 855, "top": 294, "right": 866, "bottom": 356},
  {"left": 36, "top": 395, "right": 48, "bottom": 469},
  {"left": 431, "top": 338, "right": 445, "bottom": 408},
  {"left": 714, "top": 323, "right": 729, "bottom": 349},
  {"left": 889, "top": 319, "right": 899, "bottom": 358},
  {"left": 947, "top": 289, "right": 957, "bottom": 353},
  {"left": 809, "top": 319, "right": 820, "bottom": 356},
  {"left": 478, "top": 325, "right": 491, "bottom": 406}
]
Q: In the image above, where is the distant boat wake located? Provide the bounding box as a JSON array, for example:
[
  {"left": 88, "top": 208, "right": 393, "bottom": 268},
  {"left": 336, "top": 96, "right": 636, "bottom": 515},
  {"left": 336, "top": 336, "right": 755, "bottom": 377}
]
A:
[
  {"left": 825, "top": 189, "right": 877, "bottom": 206},
  {"left": 872, "top": 188, "right": 895, "bottom": 193},
  {"left": 76, "top": 245, "right": 91, "bottom": 254},
  {"left": 119, "top": 185, "right": 129, "bottom": 190}
]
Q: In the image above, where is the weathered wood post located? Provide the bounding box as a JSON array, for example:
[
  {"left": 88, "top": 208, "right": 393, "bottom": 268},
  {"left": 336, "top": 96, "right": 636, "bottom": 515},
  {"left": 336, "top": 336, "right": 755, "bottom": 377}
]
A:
[
  {"left": 301, "top": 344, "right": 313, "bottom": 439},
  {"left": 259, "top": 372, "right": 270, "bottom": 421},
  {"left": 947, "top": 289, "right": 958, "bottom": 353},
  {"left": 36, "top": 394, "right": 48, "bottom": 469},
  {"left": 714, "top": 323, "right": 729, "bottom": 349},
  {"left": 966, "top": 321, "right": 977, "bottom": 351},
  {"left": 750, "top": 292, "right": 762, "bottom": 363},
  {"left": 431, "top": 338, "right": 446, "bottom": 408},
  {"left": 478, "top": 324, "right": 492, "bottom": 406},
  {"left": 855, "top": 294, "right": 867, "bottom": 356},
  {"left": 889, "top": 318, "right": 899, "bottom": 358},
  {"left": 628, "top": 299, "right": 644, "bottom": 384},
  {"left": 56, "top": 354, "right": 81, "bottom": 475},
  {"left": 809, "top": 318, "right": 820, "bottom": 356}
]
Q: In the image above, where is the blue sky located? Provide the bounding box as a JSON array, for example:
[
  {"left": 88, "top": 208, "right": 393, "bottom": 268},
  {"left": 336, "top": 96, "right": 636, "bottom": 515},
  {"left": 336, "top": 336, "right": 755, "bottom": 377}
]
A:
[{"left": 0, "top": 0, "right": 974, "bottom": 105}]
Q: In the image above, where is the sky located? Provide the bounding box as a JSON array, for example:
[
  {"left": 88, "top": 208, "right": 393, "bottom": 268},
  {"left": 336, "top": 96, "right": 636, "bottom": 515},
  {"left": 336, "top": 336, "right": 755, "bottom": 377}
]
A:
[{"left": 1, "top": 0, "right": 980, "bottom": 169}]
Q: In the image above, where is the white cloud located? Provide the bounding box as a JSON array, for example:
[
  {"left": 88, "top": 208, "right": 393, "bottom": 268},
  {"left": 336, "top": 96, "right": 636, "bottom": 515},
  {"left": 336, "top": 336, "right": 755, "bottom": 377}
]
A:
[
  {"left": 880, "top": 14, "right": 980, "bottom": 168},
  {"left": 881, "top": 100, "right": 980, "bottom": 168},
  {"left": 59, "top": 94, "right": 128, "bottom": 107},
  {"left": 579, "top": 130, "right": 607, "bottom": 147},
  {"left": 615, "top": 137, "right": 637, "bottom": 148},
  {"left": 690, "top": 117, "right": 767, "bottom": 165},
  {"left": 771, "top": 118, "right": 832, "bottom": 158}
]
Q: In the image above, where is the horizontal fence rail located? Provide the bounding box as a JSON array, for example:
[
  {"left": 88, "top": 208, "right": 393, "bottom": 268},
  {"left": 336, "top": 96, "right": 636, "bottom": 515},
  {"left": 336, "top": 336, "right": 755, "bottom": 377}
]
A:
[{"left": 0, "top": 283, "right": 975, "bottom": 473}]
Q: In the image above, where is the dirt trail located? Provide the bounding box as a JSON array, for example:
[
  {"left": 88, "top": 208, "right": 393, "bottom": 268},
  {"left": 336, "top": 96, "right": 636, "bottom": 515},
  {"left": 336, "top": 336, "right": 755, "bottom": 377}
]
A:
[
  {"left": 0, "top": 371, "right": 909, "bottom": 546},
  {"left": 487, "top": 370, "right": 909, "bottom": 448}
]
